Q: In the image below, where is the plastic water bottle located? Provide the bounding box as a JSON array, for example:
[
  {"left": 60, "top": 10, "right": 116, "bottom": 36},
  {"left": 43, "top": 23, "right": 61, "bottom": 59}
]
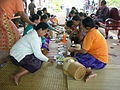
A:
[{"left": 62, "top": 31, "right": 67, "bottom": 44}]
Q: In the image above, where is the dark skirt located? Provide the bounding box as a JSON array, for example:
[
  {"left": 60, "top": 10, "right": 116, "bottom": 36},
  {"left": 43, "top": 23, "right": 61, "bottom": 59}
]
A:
[
  {"left": 10, "top": 54, "right": 43, "bottom": 73},
  {"left": 74, "top": 53, "right": 106, "bottom": 69}
]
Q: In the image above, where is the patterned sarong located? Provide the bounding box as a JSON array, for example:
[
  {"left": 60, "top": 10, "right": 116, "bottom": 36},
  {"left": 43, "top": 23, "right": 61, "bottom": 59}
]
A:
[{"left": 0, "top": 8, "right": 21, "bottom": 50}]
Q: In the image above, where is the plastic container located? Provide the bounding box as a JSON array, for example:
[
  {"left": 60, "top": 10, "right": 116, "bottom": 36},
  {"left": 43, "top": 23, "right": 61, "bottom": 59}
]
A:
[{"left": 62, "top": 31, "right": 67, "bottom": 44}]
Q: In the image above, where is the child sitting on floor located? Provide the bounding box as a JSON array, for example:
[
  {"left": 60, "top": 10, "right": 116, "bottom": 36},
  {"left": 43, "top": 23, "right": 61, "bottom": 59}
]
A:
[
  {"left": 69, "top": 17, "right": 108, "bottom": 82},
  {"left": 10, "top": 22, "right": 52, "bottom": 85}
]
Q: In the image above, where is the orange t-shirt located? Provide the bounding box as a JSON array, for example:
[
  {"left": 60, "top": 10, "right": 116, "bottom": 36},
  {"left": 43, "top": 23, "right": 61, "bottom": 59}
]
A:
[
  {"left": 82, "top": 28, "right": 108, "bottom": 63},
  {"left": 0, "top": 0, "right": 24, "bottom": 19}
]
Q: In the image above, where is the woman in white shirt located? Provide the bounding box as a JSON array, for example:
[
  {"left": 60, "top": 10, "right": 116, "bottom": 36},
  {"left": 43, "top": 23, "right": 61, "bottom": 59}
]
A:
[{"left": 10, "top": 22, "right": 50, "bottom": 85}]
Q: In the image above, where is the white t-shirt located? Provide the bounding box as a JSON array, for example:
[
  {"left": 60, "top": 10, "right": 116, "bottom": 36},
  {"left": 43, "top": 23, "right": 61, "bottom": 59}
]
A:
[{"left": 10, "top": 30, "right": 48, "bottom": 62}]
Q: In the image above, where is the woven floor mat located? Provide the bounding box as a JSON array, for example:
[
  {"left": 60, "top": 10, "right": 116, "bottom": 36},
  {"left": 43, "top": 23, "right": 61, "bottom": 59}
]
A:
[
  {"left": 0, "top": 51, "right": 9, "bottom": 63},
  {"left": 0, "top": 62, "right": 67, "bottom": 90},
  {"left": 66, "top": 64, "right": 120, "bottom": 90}
]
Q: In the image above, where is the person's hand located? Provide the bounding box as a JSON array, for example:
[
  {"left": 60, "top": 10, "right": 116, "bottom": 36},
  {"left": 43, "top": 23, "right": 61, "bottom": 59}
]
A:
[
  {"left": 48, "top": 58, "right": 54, "bottom": 63},
  {"left": 68, "top": 47, "right": 75, "bottom": 52},
  {"left": 45, "top": 43, "right": 49, "bottom": 47}
]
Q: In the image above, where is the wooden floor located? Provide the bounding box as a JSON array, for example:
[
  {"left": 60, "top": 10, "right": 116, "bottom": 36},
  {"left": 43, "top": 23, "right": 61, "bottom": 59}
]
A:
[{"left": 0, "top": 41, "right": 120, "bottom": 90}]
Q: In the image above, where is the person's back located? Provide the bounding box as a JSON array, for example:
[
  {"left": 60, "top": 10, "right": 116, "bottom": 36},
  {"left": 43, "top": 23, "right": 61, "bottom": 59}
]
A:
[{"left": 10, "top": 30, "right": 40, "bottom": 61}]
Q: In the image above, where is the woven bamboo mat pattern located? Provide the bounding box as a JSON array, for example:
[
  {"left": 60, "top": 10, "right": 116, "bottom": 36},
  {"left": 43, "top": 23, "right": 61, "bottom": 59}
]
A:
[
  {"left": 0, "top": 41, "right": 67, "bottom": 90},
  {"left": 67, "top": 64, "right": 120, "bottom": 90},
  {"left": 0, "top": 51, "right": 9, "bottom": 63},
  {"left": 0, "top": 62, "right": 67, "bottom": 90}
]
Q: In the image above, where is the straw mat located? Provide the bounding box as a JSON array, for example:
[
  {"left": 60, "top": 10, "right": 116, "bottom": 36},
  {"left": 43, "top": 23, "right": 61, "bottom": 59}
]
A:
[
  {"left": 67, "top": 64, "right": 120, "bottom": 90},
  {"left": 0, "top": 61, "right": 67, "bottom": 90}
]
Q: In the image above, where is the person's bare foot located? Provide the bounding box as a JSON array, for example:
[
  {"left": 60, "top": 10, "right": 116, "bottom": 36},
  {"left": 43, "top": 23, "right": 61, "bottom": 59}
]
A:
[
  {"left": 12, "top": 75, "right": 19, "bottom": 85},
  {"left": 85, "top": 73, "right": 97, "bottom": 82}
]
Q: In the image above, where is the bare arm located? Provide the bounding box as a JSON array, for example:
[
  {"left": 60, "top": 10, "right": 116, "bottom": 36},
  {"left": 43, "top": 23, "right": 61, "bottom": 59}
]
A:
[
  {"left": 69, "top": 47, "right": 87, "bottom": 54},
  {"left": 18, "top": 11, "right": 35, "bottom": 25}
]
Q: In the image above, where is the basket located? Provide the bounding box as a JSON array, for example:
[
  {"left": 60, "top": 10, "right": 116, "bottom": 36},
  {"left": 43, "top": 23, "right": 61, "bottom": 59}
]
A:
[
  {"left": 67, "top": 62, "right": 86, "bottom": 80},
  {"left": 63, "top": 57, "right": 76, "bottom": 71}
]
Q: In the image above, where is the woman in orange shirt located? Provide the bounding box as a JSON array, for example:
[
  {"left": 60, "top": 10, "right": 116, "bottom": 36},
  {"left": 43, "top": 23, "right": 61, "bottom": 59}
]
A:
[{"left": 0, "top": 0, "right": 35, "bottom": 64}]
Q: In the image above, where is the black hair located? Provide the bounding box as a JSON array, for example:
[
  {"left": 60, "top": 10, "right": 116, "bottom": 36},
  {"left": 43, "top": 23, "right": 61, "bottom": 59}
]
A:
[
  {"left": 79, "top": 12, "right": 84, "bottom": 17},
  {"left": 41, "top": 14, "right": 48, "bottom": 20},
  {"left": 79, "top": 12, "right": 87, "bottom": 17},
  {"left": 37, "top": 10, "right": 42, "bottom": 16},
  {"left": 83, "top": 13, "right": 87, "bottom": 17},
  {"left": 34, "top": 22, "right": 49, "bottom": 31},
  {"left": 68, "top": 10, "right": 75, "bottom": 17},
  {"left": 72, "top": 15, "right": 81, "bottom": 21},
  {"left": 82, "top": 17, "right": 96, "bottom": 28},
  {"left": 46, "top": 13, "right": 50, "bottom": 18},
  {"left": 30, "top": 0, "right": 34, "bottom": 2},
  {"left": 71, "top": 7, "right": 78, "bottom": 14},
  {"left": 29, "top": 14, "right": 39, "bottom": 22},
  {"left": 51, "top": 15, "right": 56, "bottom": 18},
  {"left": 66, "top": 20, "right": 73, "bottom": 27},
  {"left": 72, "top": 7, "right": 76, "bottom": 10},
  {"left": 70, "top": 10, "right": 75, "bottom": 14},
  {"left": 101, "top": 0, "right": 106, "bottom": 5},
  {"left": 42, "top": 8, "right": 47, "bottom": 11}
]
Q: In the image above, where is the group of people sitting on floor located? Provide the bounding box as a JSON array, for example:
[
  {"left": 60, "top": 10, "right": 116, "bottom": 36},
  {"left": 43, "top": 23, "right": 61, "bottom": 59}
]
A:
[
  {"left": 65, "top": 12, "right": 108, "bottom": 81},
  {"left": 1, "top": 0, "right": 119, "bottom": 86},
  {"left": 63, "top": 0, "right": 119, "bottom": 82}
]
